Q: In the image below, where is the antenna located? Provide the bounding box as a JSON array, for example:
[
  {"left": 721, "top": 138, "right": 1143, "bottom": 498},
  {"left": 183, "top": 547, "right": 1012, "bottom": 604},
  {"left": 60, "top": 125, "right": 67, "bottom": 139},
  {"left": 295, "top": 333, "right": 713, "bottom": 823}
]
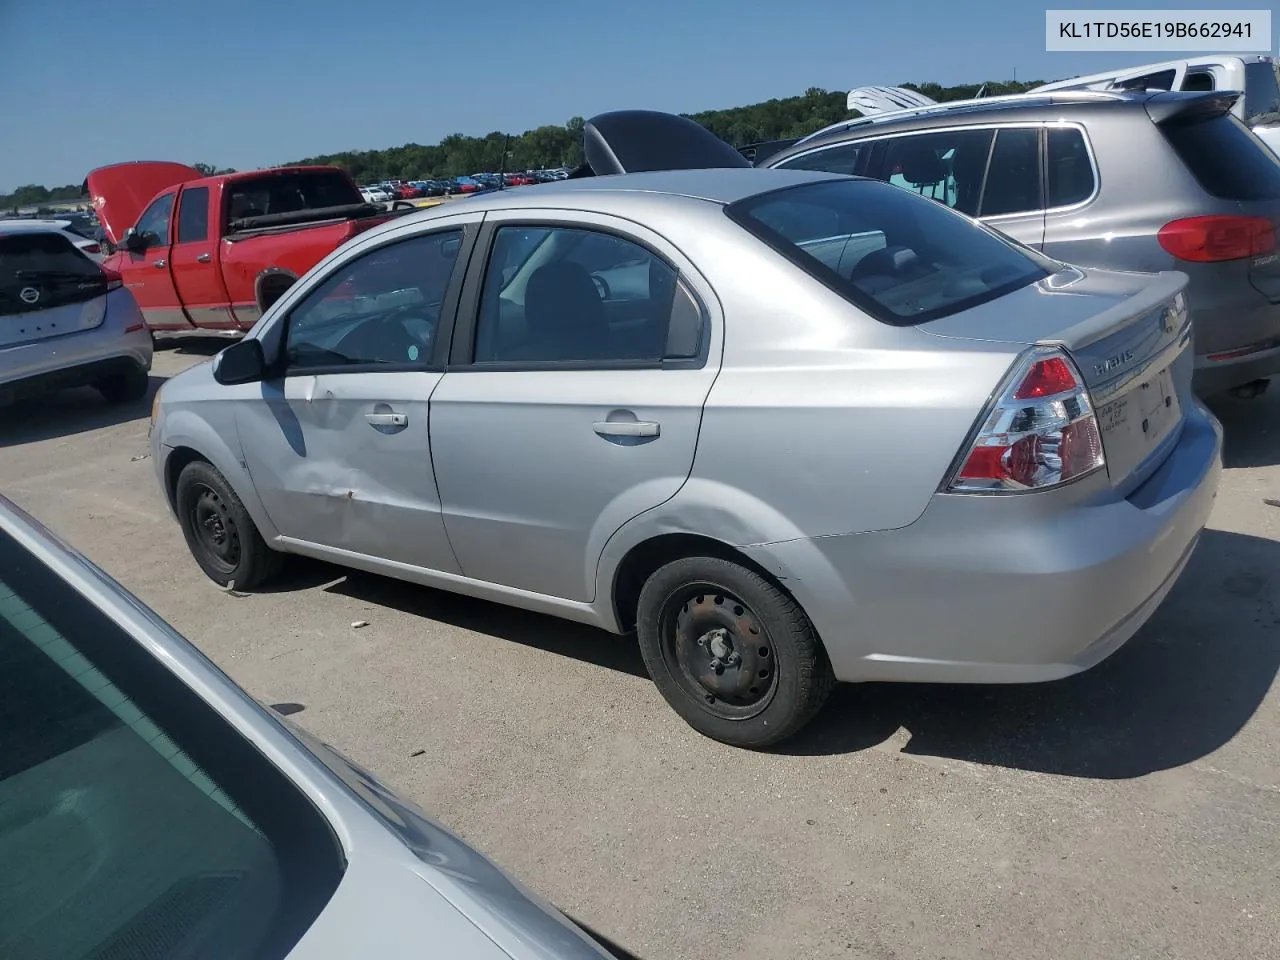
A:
[{"left": 497, "top": 135, "right": 510, "bottom": 191}]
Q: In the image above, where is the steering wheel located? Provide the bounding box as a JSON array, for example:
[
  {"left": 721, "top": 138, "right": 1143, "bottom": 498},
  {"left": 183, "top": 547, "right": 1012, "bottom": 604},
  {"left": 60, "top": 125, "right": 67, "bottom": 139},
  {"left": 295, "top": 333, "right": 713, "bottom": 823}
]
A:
[
  {"left": 336, "top": 305, "right": 433, "bottom": 363},
  {"left": 591, "top": 273, "right": 612, "bottom": 300}
]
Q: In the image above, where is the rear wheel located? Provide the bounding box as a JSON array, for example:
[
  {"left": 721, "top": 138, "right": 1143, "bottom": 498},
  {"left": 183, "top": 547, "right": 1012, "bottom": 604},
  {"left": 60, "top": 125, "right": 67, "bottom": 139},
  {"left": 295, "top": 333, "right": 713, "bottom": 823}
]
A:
[
  {"left": 636, "top": 556, "right": 834, "bottom": 748},
  {"left": 96, "top": 365, "right": 149, "bottom": 403},
  {"left": 175, "top": 460, "right": 281, "bottom": 589}
]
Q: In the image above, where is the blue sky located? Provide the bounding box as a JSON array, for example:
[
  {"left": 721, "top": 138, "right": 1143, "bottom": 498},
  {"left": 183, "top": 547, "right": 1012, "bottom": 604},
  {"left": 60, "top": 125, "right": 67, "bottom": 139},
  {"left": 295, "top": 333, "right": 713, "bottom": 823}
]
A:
[{"left": 0, "top": 0, "right": 1271, "bottom": 190}]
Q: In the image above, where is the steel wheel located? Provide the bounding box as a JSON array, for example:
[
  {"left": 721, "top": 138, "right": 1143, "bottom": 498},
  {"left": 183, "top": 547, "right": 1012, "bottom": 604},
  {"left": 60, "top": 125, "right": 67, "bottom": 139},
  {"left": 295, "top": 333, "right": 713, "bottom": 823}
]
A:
[
  {"left": 658, "top": 582, "right": 778, "bottom": 720},
  {"left": 189, "top": 482, "right": 242, "bottom": 575}
]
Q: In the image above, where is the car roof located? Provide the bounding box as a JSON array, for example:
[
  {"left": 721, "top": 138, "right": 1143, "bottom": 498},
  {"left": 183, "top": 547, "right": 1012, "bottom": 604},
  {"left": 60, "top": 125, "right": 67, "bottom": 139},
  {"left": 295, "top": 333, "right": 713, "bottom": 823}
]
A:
[
  {"left": 788, "top": 90, "right": 1141, "bottom": 149},
  {"left": 440, "top": 167, "right": 839, "bottom": 207},
  {"left": 0, "top": 218, "right": 72, "bottom": 230}
]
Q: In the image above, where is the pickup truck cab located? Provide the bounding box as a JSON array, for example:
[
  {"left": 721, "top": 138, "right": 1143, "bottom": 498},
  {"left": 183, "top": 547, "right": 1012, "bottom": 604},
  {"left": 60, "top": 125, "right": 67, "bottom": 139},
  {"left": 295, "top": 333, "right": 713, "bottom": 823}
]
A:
[{"left": 89, "top": 163, "right": 394, "bottom": 333}]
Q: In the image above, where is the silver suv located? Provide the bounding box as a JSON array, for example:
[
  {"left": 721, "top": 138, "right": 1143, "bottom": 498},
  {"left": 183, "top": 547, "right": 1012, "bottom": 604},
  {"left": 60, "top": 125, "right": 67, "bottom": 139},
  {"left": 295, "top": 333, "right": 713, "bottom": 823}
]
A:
[{"left": 763, "top": 90, "right": 1280, "bottom": 398}]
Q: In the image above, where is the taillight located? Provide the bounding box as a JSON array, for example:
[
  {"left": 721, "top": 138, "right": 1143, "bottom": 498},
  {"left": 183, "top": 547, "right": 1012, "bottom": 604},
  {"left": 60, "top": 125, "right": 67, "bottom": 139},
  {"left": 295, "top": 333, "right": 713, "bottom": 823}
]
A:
[
  {"left": 947, "top": 347, "right": 1105, "bottom": 493},
  {"left": 1158, "top": 215, "right": 1275, "bottom": 262},
  {"left": 83, "top": 242, "right": 101, "bottom": 254},
  {"left": 102, "top": 268, "right": 123, "bottom": 291}
]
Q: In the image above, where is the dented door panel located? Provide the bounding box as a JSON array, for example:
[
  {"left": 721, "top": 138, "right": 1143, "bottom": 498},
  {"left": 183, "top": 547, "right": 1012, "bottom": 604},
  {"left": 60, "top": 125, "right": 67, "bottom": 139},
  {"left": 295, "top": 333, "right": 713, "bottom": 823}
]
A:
[{"left": 235, "top": 370, "right": 459, "bottom": 574}]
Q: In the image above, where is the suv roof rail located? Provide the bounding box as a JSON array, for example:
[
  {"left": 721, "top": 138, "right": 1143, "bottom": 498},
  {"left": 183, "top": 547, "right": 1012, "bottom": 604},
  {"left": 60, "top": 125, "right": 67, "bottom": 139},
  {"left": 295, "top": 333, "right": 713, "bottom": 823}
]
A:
[{"left": 793, "top": 90, "right": 1134, "bottom": 146}]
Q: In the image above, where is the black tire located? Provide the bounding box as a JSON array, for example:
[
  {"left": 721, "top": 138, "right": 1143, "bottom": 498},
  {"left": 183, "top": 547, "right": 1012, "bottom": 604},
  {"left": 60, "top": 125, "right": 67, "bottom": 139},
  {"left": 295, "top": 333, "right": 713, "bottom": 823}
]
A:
[
  {"left": 636, "top": 556, "right": 834, "bottom": 748},
  {"left": 175, "top": 460, "right": 282, "bottom": 589},
  {"left": 96, "top": 365, "right": 150, "bottom": 403}
]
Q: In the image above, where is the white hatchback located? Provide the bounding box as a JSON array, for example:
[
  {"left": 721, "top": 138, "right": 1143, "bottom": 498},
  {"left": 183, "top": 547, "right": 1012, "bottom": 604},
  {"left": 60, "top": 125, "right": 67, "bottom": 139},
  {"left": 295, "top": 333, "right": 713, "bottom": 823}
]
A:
[
  {"left": 1, "top": 228, "right": 153, "bottom": 405},
  {"left": 0, "top": 217, "right": 106, "bottom": 261}
]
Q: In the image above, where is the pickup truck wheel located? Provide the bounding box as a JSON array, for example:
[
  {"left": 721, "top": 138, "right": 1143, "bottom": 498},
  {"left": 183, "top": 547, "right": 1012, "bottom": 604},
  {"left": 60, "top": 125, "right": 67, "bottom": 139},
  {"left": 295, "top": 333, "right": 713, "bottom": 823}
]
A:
[
  {"left": 636, "top": 556, "right": 834, "bottom": 749},
  {"left": 96, "top": 365, "right": 150, "bottom": 403},
  {"left": 175, "top": 461, "right": 282, "bottom": 590}
]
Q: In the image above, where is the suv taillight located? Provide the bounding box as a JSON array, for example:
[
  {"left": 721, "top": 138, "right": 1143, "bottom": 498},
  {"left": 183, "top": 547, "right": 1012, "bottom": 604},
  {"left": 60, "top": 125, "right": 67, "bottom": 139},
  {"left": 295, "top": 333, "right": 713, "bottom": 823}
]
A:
[
  {"left": 1158, "top": 215, "right": 1276, "bottom": 262},
  {"left": 947, "top": 348, "right": 1105, "bottom": 493},
  {"left": 102, "top": 268, "right": 123, "bottom": 291}
]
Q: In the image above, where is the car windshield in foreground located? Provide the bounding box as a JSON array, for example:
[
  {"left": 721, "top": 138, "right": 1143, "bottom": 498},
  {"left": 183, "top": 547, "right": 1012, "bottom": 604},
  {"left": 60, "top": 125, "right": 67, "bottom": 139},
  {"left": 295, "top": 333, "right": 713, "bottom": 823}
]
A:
[
  {"left": 725, "top": 178, "right": 1050, "bottom": 325},
  {"left": 0, "top": 521, "right": 343, "bottom": 960}
]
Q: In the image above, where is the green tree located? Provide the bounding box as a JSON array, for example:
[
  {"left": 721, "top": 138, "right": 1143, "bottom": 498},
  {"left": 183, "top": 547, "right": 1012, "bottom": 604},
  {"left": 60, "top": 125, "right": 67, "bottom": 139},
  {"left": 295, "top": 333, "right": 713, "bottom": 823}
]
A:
[{"left": 3, "top": 79, "right": 1047, "bottom": 202}]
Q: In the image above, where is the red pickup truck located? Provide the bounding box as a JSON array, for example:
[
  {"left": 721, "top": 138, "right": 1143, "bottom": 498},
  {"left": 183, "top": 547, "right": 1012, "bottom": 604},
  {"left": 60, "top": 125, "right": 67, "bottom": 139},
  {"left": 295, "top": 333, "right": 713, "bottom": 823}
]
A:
[{"left": 87, "top": 162, "right": 395, "bottom": 333}]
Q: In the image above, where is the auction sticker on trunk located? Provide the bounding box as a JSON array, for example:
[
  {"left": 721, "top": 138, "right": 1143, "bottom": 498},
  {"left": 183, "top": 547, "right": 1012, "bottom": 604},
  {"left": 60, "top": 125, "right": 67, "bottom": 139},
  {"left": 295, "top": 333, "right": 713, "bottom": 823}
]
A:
[{"left": 1096, "top": 366, "right": 1181, "bottom": 480}]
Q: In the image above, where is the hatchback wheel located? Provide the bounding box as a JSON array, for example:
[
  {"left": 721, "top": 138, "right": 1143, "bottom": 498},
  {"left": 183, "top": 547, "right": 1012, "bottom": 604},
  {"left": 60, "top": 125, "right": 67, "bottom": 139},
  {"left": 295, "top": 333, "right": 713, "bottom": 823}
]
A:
[
  {"left": 175, "top": 461, "right": 281, "bottom": 589},
  {"left": 636, "top": 556, "right": 834, "bottom": 748}
]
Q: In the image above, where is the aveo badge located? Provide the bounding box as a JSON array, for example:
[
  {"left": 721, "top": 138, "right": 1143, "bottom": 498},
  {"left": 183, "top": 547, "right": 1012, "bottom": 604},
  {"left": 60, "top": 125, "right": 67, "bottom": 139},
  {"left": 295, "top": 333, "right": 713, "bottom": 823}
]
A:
[{"left": 1094, "top": 349, "right": 1135, "bottom": 378}]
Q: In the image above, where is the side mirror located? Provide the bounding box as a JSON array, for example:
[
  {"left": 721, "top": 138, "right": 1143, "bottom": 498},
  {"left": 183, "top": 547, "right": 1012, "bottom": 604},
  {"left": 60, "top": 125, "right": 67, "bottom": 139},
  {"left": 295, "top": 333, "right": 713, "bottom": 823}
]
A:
[
  {"left": 122, "top": 227, "right": 147, "bottom": 252},
  {"left": 214, "top": 338, "right": 267, "bottom": 385}
]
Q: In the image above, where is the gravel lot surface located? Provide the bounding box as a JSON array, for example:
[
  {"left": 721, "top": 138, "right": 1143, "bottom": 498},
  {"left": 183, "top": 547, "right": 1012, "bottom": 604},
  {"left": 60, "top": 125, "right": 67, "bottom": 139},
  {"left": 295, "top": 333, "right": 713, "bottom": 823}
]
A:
[{"left": 3, "top": 339, "right": 1278, "bottom": 960}]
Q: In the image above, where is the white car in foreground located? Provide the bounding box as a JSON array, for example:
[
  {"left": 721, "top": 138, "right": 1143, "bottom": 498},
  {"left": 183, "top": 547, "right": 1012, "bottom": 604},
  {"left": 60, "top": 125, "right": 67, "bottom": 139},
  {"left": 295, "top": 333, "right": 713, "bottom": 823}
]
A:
[
  {"left": 1, "top": 227, "right": 152, "bottom": 405},
  {"left": 0, "top": 217, "right": 106, "bottom": 261}
]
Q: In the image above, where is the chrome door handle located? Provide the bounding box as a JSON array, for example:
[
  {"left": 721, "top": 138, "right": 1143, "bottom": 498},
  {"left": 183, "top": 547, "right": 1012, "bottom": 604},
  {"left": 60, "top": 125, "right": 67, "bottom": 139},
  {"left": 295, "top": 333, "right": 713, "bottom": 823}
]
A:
[
  {"left": 365, "top": 412, "right": 408, "bottom": 427},
  {"left": 152, "top": 259, "right": 167, "bottom": 268},
  {"left": 593, "top": 420, "right": 659, "bottom": 438},
  {"left": 195, "top": 253, "right": 212, "bottom": 263}
]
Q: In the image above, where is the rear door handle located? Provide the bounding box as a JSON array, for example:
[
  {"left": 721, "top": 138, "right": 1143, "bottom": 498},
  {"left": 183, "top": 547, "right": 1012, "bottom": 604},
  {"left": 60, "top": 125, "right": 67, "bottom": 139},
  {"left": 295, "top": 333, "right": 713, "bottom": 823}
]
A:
[
  {"left": 365, "top": 412, "right": 408, "bottom": 427},
  {"left": 593, "top": 420, "right": 660, "bottom": 438},
  {"left": 152, "top": 259, "right": 167, "bottom": 268},
  {"left": 195, "top": 253, "right": 212, "bottom": 263}
]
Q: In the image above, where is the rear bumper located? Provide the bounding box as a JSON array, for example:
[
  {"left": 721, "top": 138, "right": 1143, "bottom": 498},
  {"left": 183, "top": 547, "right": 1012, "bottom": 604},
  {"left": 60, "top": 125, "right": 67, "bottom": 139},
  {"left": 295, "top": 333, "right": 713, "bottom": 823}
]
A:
[
  {"left": 745, "top": 403, "right": 1223, "bottom": 684},
  {"left": 1192, "top": 340, "right": 1280, "bottom": 396},
  {"left": 0, "top": 355, "right": 150, "bottom": 403},
  {"left": 0, "top": 316, "right": 152, "bottom": 403}
]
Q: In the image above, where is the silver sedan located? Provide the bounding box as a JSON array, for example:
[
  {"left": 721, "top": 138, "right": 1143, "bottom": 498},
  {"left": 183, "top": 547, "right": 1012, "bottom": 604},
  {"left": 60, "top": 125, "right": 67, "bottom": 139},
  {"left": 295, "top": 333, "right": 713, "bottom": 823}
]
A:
[{"left": 150, "top": 112, "right": 1222, "bottom": 748}]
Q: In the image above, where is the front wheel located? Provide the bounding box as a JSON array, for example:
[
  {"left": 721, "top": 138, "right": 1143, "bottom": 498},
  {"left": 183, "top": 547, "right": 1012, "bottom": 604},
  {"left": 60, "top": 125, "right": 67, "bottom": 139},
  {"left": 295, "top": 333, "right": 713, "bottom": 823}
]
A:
[
  {"left": 636, "top": 556, "right": 834, "bottom": 748},
  {"left": 175, "top": 460, "right": 282, "bottom": 589}
]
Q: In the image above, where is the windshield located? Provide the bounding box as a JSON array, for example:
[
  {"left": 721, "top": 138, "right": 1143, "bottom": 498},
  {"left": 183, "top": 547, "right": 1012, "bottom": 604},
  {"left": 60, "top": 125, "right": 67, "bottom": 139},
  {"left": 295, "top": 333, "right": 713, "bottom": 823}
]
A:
[
  {"left": 725, "top": 178, "right": 1050, "bottom": 325},
  {"left": 0, "top": 522, "right": 344, "bottom": 960}
]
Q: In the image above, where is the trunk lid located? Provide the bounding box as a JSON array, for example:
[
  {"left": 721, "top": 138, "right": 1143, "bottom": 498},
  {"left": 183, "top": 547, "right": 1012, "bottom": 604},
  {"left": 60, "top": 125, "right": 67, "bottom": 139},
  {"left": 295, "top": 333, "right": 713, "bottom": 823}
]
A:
[
  {"left": 84, "top": 161, "right": 203, "bottom": 244},
  {"left": 0, "top": 232, "right": 111, "bottom": 347},
  {"left": 920, "top": 266, "right": 1192, "bottom": 491}
]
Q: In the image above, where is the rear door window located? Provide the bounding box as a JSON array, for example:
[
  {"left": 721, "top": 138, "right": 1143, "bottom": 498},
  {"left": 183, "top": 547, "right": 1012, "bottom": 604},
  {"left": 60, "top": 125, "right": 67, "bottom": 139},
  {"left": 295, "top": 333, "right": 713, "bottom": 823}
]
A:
[
  {"left": 863, "top": 129, "right": 994, "bottom": 215},
  {"left": 176, "top": 187, "right": 211, "bottom": 244},
  {"left": 1111, "top": 68, "right": 1177, "bottom": 92},
  {"left": 1045, "top": 127, "right": 1097, "bottom": 207},
  {"left": 0, "top": 524, "right": 344, "bottom": 960},
  {"left": 978, "top": 128, "right": 1042, "bottom": 216},
  {"left": 1180, "top": 71, "right": 1215, "bottom": 92},
  {"left": 727, "top": 178, "right": 1049, "bottom": 325},
  {"left": 1162, "top": 113, "right": 1280, "bottom": 200}
]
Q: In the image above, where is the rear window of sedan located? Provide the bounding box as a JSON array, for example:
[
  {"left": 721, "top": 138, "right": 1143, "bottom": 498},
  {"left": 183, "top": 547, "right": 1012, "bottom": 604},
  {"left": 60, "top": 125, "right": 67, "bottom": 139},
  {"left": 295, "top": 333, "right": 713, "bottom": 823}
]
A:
[{"left": 726, "top": 178, "right": 1050, "bottom": 325}]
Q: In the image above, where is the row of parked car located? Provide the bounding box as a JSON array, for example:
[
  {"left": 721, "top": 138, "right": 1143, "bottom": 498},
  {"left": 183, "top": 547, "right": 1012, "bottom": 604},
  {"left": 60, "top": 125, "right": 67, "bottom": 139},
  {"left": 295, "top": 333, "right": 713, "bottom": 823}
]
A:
[{"left": 360, "top": 168, "right": 574, "bottom": 203}]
